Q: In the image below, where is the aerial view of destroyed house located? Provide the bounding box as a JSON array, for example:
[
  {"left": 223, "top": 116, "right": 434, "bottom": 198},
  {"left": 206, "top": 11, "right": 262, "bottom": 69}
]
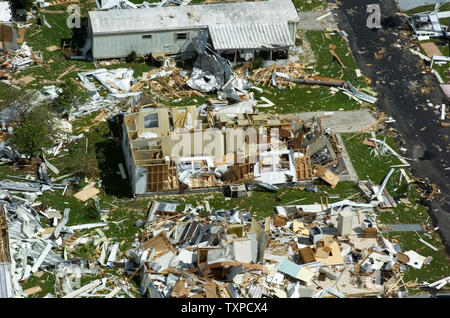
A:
[{"left": 0, "top": 0, "right": 450, "bottom": 300}]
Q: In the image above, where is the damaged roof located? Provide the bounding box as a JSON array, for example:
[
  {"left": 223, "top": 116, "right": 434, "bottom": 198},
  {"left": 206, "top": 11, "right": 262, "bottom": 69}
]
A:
[
  {"left": 209, "top": 23, "right": 294, "bottom": 50},
  {"left": 88, "top": 0, "right": 300, "bottom": 35}
]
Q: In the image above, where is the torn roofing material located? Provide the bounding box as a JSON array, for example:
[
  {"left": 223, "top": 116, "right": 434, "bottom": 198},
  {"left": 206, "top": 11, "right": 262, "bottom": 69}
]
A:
[{"left": 88, "top": 0, "right": 299, "bottom": 35}]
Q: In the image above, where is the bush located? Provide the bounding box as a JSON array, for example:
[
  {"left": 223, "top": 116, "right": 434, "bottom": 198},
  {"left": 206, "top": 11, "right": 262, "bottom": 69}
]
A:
[
  {"left": 252, "top": 54, "right": 265, "bottom": 70},
  {"left": 66, "top": 137, "right": 100, "bottom": 179},
  {"left": 55, "top": 80, "right": 89, "bottom": 111},
  {"left": 9, "top": 106, "right": 54, "bottom": 159},
  {"left": 126, "top": 51, "right": 137, "bottom": 63},
  {"left": 12, "top": 0, "right": 34, "bottom": 10},
  {"left": 85, "top": 203, "right": 100, "bottom": 220}
]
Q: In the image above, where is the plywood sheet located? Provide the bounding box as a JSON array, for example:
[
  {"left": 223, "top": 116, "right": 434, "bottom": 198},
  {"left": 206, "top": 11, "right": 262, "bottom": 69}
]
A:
[
  {"left": 0, "top": 24, "right": 13, "bottom": 43},
  {"left": 17, "top": 28, "right": 26, "bottom": 44},
  {"left": 204, "top": 282, "right": 219, "bottom": 298},
  {"left": 46, "top": 45, "right": 60, "bottom": 52},
  {"left": 420, "top": 42, "right": 442, "bottom": 58},
  {"left": 73, "top": 186, "right": 100, "bottom": 201},
  {"left": 315, "top": 165, "right": 339, "bottom": 188},
  {"left": 296, "top": 267, "right": 314, "bottom": 283},
  {"left": 314, "top": 239, "right": 343, "bottom": 265},
  {"left": 293, "top": 221, "right": 309, "bottom": 236},
  {"left": 141, "top": 232, "right": 175, "bottom": 259}
]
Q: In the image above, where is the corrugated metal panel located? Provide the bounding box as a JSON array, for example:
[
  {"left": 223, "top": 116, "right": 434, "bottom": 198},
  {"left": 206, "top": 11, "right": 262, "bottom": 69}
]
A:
[
  {"left": 0, "top": 263, "right": 13, "bottom": 298},
  {"left": 89, "top": 0, "right": 299, "bottom": 35},
  {"left": 209, "top": 23, "right": 294, "bottom": 50},
  {"left": 92, "top": 29, "right": 200, "bottom": 59}
]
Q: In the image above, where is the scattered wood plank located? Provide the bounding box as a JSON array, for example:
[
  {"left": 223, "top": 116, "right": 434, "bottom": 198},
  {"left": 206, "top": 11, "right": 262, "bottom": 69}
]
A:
[
  {"left": 17, "top": 28, "right": 26, "bottom": 44},
  {"left": 24, "top": 286, "right": 43, "bottom": 296},
  {"left": 71, "top": 77, "right": 88, "bottom": 90},
  {"left": 420, "top": 42, "right": 442, "bottom": 58},
  {"left": 46, "top": 45, "right": 59, "bottom": 52},
  {"left": 315, "top": 165, "right": 339, "bottom": 188},
  {"left": 329, "top": 49, "right": 345, "bottom": 68},
  {"left": 362, "top": 138, "right": 376, "bottom": 148},
  {"left": 57, "top": 65, "right": 77, "bottom": 81}
]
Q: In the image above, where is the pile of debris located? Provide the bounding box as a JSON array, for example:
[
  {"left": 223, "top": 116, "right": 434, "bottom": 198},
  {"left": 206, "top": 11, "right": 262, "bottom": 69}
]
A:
[
  {"left": 0, "top": 42, "right": 43, "bottom": 75},
  {"left": 0, "top": 179, "right": 139, "bottom": 298},
  {"left": 250, "top": 62, "right": 307, "bottom": 88},
  {"left": 121, "top": 198, "right": 433, "bottom": 298},
  {"left": 134, "top": 64, "right": 203, "bottom": 102}
]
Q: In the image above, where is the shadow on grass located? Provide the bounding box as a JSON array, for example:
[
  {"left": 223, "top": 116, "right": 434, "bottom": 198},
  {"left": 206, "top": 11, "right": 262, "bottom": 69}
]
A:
[
  {"left": 95, "top": 138, "right": 132, "bottom": 199},
  {"left": 60, "top": 17, "right": 89, "bottom": 57}
]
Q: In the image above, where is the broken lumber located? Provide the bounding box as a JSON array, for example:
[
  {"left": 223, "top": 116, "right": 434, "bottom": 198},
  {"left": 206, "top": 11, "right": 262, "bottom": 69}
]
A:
[{"left": 282, "top": 77, "right": 345, "bottom": 87}]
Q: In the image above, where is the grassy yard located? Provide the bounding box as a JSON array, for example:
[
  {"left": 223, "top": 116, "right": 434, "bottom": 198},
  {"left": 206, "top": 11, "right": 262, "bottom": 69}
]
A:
[
  {"left": 342, "top": 132, "right": 450, "bottom": 293},
  {"left": 404, "top": 2, "right": 450, "bottom": 14},
  {"left": 251, "top": 30, "right": 368, "bottom": 114},
  {"left": 405, "top": 2, "right": 450, "bottom": 84}
]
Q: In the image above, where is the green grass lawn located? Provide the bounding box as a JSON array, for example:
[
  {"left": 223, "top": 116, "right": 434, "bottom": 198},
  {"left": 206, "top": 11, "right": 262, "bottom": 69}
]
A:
[
  {"left": 404, "top": 2, "right": 450, "bottom": 14},
  {"left": 305, "top": 31, "right": 365, "bottom": 86},
  {"left": 0, "top": 83, "right": 22, "bottom": 108},
  {"left": 251, "top": 30, "right": 368, "bottom": 114},
  {"left": 292, "top": 0, "right": 327, "bottom": 11},
  {"left": 342, "top": 132, "right": 450, "bottom": 293},
  {"left": 341, "top": 133, "right": 403, "bottom": 185},
  {"left": 384, "top": 231, "right": 450, "bottom": 294}
]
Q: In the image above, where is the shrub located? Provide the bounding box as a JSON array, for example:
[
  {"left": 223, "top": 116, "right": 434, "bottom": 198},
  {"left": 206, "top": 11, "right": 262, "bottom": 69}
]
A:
[
  {"left": 9, "top": 106, "right": 54, "bottom": 159},
  {"left": 66, "top": 137, "right": 100, "bottom": 179},
  {"left": 252, "top": 54, "right": 265, "bottom": 70},
  {"left": 55, "top": 80, "right": 89, "bottom": 111},
  {"left": 126, "top": 51, "right": 137, "bottom": 63}
]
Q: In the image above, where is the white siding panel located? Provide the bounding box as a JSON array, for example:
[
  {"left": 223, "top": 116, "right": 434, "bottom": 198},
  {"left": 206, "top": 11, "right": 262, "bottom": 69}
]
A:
[{"left": 92, "top": 29, "right": 202, "bottom": 59}]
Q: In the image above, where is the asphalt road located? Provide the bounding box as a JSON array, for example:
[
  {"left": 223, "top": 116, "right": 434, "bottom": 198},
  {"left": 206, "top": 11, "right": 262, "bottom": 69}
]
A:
[{"left": 331, "top": 0, "right": 450, "bottom": 253}]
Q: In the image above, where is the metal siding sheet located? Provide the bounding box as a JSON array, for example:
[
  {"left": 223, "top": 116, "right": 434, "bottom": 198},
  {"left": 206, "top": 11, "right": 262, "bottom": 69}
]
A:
[
  {"left": 209, "top": 23, "right": 294, "bottom": 50},
  {"left": 0, "top": 263, "right": 13, "bottom": 298},
  {"left": 93, "top": 30, "right": 201, "bottom": 59}
]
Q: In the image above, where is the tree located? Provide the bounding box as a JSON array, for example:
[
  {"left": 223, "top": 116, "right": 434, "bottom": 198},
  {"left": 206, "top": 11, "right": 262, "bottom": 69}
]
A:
[
  {"left": 55, "top": 80, "right": 89, "bottom": 112},
  {"left": 66, "top": 135, "right": 100, "bottom": 178},
  {"left": 12, "top": 0, "right": 34, "bottom": 10},
  {"left": 9, "top": 106, "right": 54, "bottom": 159}
]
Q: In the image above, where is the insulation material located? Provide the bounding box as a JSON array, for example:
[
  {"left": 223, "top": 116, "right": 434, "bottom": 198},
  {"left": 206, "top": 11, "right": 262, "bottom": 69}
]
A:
[{"left": 78, "top": 68, "right": 136, "bottom": 94}]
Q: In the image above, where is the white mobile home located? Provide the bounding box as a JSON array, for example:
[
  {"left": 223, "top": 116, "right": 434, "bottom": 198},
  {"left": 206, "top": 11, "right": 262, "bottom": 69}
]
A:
[{"left": 88, "top": 0, "right": 300, "bottom": 60}]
